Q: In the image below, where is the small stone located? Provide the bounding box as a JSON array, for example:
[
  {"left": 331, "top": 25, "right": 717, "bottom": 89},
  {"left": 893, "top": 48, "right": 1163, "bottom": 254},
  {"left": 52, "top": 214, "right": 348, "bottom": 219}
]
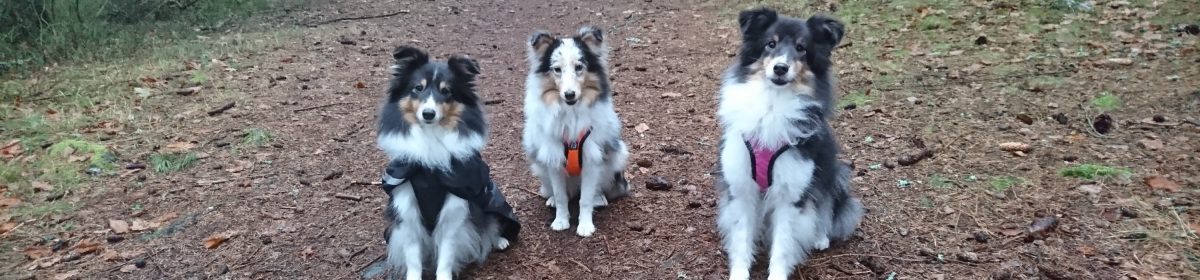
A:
[
  {"left": 635, "top": 159, "right": 653, "bottom": 168},
  {"left": 958, "top": 252, "right": 981, "bottom": 263},
  {"left": 1152, "top": 115, "right": 1167, "bottom": 123},
  {"left": 687, "top": 201, "right": 703, "bottom": 208},
  {"left": 1051, "top": 113, "right": 1069, "bottom": 125},
  {"left": 918, "top": 247, "right": 936, "bottom": 257},
  {"left": 634, "top": 66, "right": 648, "bottom": 71},
  {"left": 1016, "top": 114, "right": 1034, "bottom": 125},
  {"left": 1077, "top": 184, "right": 1102, "bottom": 195},
  {"left": 106, "top": 235, "right": 125, "bottom": 243},
  {"left": 133, "top": 258, "right": 147, "bottom": 268},
  {"left": 1138, "top": 139, "right": 1164, "bottom": 150},
  {"left": 974, "top": 35, "right": 989, "bottom": 45},
  {"left": 645, "top": 176, "right": 672, "bottom": 191},
  {"left": 260, "top": 236, "right": 273, "bottom": 245},
  {"left": 899, "top": 228, "right": 909, "bottom": 236},
  {"left": 627, "top": 222, "right": 645, "bottom": 232},
  {"left": 973, "top": 231, "right": 990, "bottom": 243},
  {"left": 1184, "top": 24, "right": 1200, "bottom": 36},
  {"left": 1061, "top": 155, "right": 1078, "bottom": 162}
]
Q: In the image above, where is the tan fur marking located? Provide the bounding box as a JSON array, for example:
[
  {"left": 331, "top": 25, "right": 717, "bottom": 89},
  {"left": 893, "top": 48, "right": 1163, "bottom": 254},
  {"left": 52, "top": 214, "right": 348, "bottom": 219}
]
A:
[
  {"left": 540, "top": 74, "right": 560, "bottom": 105},
  {"left": 439, "top": 102, "right": 461, "bottom": 130},
  {"left": 580, "top": 72, "right": 604, "bottom": 106},
  {"left": 532, "top": 36, "right": 556, "bottom": 57},
  {"left": 793, "top": 63, "right": 813, "bottom": 95},
  {"left": 399, "top": 97, "right": 419, "bottom": 124}
]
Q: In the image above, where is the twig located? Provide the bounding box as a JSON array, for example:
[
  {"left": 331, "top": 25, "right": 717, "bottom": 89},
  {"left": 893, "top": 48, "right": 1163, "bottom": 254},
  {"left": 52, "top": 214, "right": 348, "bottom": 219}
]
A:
[
  {"left": 510, "top": 186, "right": 542, "bottom": 198},
  {"left": 570, "top": 259, "right": 592, "bottom": 272},
  {"left": 350, "top": 180, "right": 381, "bottom": 186},
  {"left": 334, "top": 193, "right": 363, "bottom": 201},
  {"left": 207, "top": 102, "right": 236, "bottom": 116},
  {"left": 305, "top": 10, "right": 410, "bottom": 27},
  {"left": 809, "top": 253, "right": 925, "bottom": 266},
  {"left": 293, "top": 102, "right": 354, "bottom": 113}
]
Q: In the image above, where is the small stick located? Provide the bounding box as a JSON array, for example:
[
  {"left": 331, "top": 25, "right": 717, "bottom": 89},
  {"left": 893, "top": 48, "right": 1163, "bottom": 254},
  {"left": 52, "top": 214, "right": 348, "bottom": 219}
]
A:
[
  {"left": 334, "top": 193, "right": 363, "bottom": 201},
  {"left": 570, "top": 259, "right": 592, "bottom": 273},
  {"left": 305, "top": 10, "right": 410, "bottom": 27},
  {"left": 207, "top": 102, "right": 236, "bottom": 116},
  {"left": 350, "top": 180, "right": 381, "bottom": 186},
  {"left": 293, "top": 102, "right": 354, "bottom": 113}
]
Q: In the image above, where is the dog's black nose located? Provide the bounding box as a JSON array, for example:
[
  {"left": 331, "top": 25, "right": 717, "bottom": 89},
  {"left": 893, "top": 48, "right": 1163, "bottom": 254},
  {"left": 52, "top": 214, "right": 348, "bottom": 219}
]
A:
[
  {"left": 421, "top": 109, "right": 436, "bottom": 121},
  {"left": 773, "top": 63, "right": 789, "bottom": 76},
  {"left": 564, "top": 90, "right": 577, "bottom": 100}
]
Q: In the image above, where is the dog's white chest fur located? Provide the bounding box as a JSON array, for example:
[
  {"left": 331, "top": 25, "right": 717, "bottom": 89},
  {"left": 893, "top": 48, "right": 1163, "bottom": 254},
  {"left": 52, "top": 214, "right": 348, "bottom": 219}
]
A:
[
  {"left": 377, "top": 126, "right": 485, "bottom": 169},
  {"left": 717, "top": 79, "right": 820, "bottom": 195}
]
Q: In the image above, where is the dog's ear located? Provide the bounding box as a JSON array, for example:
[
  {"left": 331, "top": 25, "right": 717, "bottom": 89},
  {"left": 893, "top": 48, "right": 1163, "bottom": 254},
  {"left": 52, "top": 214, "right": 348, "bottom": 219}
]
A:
[
  {"left": 448, "top": 55, "right": 480, "bottom": 76},
  {"left": 528, "top": 31, "right": 556, "bottom": 56},
  {"left": 807, "top": 15, "right": 845, "bottom": 50},
  {"left": 577, "top": 26, "right": 608, "bottom": 63},
  {"left": 738, "top": 7, "right": 778, "bottom": 39},
  {"left": 391, "top": 46, "right": 429, "bottom": 74}
]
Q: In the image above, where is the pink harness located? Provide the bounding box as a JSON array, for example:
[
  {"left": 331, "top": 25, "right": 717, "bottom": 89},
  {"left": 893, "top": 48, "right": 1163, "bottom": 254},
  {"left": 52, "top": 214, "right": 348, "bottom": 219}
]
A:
[{"left": 746, "top": 140, "right": 791, "bottom": 192}]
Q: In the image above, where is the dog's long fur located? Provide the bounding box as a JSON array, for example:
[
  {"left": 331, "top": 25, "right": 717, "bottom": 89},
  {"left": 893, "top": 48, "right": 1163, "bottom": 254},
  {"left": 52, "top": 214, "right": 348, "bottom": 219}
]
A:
[
  {"left": 377, "top": 46, "right": 510, "bottom": 280},
  {"left": 522, "top": 26, "right": 631, "bottom": 237},
  {"left": 714, "top": 8, "right": 864, "bottom": 280}
]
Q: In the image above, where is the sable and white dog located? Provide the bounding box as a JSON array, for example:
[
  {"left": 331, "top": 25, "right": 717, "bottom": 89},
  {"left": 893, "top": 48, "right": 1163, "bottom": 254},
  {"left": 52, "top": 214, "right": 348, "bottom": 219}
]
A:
[
  {"left": 714, "top": 8, "right": 865, "bottom": 280},
  {"left": 377, "top": 46, "right": 520, "bottom": 280},
  {"left": 522, "top": 27, "right": 631, "bottom": 237}
]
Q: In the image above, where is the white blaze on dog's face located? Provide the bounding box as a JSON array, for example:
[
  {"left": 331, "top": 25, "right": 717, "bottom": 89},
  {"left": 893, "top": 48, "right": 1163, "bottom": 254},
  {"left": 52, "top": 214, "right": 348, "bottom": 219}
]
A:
[{"left": 528, "top": 27, "right": 609, "bottom": 107}]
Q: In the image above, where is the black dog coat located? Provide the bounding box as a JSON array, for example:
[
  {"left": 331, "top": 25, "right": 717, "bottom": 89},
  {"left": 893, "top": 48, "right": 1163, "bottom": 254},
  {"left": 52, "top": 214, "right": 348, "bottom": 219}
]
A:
[{"left": 380, "top": 152, "right": 521, "bottom": 243}]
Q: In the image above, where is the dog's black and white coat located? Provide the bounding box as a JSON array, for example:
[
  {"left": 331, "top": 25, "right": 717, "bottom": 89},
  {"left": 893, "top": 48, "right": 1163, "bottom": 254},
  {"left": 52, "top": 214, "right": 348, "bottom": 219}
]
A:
[
  {"left": 714, "top": 8, "right": 864, "bottom": 280},
  {"left": 376, "top": 46, "right": 520, "bottom": 280},
  {"left": 522, "top": 27, "right": 631, "bottom": 237}
]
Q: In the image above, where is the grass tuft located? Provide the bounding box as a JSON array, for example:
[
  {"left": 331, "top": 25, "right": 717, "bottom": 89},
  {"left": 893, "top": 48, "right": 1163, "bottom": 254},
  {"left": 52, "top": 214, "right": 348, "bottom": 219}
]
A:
[
  {"left": 150, "top": 153, "right": 198, "bottom": 173},
  {"left": 1060, "top": 164, "right": 1132, "bottom": 181},
  {"left": 1090, "top": 92, "right": 1122, "bottom": 111},
  {"left": 989, "top": 176, "right": 1022, "bottom": 192},
  {"left": 242, "top": 128, "right": 274, "bottom": 147}
]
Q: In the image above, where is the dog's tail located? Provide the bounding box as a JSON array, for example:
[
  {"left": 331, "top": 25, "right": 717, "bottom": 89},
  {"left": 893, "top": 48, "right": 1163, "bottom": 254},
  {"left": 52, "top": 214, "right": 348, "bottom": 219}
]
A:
[
  {"left": 603, "top": 140, "right": 631, "bottom": 200},
  {"left": 827, "top": 162, "right": 864, "bottom": 242}
]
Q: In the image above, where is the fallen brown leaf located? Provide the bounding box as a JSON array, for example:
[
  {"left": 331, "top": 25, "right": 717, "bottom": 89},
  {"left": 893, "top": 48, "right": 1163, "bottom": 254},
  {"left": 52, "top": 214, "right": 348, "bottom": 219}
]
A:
[
  {"left": 130, "top": 219, "right": 160, "bottom": 232},
  {"left": 0, "top": 197, "right": 22, "bottom": 208},
  {"left": 1145, "top": 176, "right": 1181, "bottom": 192},
  {"left": 53, "top": 270, "right": 79, "bottom": 280},
  {"left": 203, "top": 231, "right": 240, "bottom": 249},
  {"left": 119, "top": 264, "right": 138, "bottom": 273},
  {"left": 0, "top": 140, "right": 21, "bottom": 159},
  {"left": 998, "top": 142, "right": 1032, "bottom": 152},
  {"left": 1077, "top": 245, "right": 1097, "bottom": 256},
  {"left": 109, "top": 219, "right": 130, "bottom": 234},
  {"left": 998, "top": 228, "right": 1022, "bottom": 236},
  {"left": 24, "top": 246, "right": 52, "bottom": 259},
  {"left": 73, "top": 239, "right": 103, "bottom": 255},
  {"left": 162, "top": 142, "right": 197, "bottom": 153},
  {"left": 0, "top": 221, "right": 17, "bottom": 234},
  {"left": 354, "top": 81, "right": 366, "bottom": 89},
  {"left": 152, "top": 212, "right": 179, "bottom": 224},
  {"left": 635, "top": 123, "right": 650, "bottom": 134}
]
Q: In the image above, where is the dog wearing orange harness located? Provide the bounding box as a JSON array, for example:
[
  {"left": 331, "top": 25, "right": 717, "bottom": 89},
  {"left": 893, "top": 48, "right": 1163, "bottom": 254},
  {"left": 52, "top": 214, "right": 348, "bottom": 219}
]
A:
[{"left": 522, "top": 26, "right": 631, "bottom": 237}]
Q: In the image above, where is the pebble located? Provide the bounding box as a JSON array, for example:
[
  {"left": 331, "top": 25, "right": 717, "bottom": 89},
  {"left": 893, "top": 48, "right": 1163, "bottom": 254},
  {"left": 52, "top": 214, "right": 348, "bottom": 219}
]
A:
[{"left": 645, "top": 176, "right": 672, "bottom": 191}]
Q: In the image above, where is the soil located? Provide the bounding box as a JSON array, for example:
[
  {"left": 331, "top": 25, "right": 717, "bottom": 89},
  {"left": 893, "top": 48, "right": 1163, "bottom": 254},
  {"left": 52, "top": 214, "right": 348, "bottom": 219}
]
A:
[{"left": 6, "top": 0, "right": 1200, "bottom": 279}]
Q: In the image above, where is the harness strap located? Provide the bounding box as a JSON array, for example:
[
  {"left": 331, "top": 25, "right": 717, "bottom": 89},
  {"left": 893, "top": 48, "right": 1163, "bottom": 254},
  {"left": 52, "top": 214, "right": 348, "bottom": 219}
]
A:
[{"left": 563, "top": 128, "right": 593, "bottom": 176}]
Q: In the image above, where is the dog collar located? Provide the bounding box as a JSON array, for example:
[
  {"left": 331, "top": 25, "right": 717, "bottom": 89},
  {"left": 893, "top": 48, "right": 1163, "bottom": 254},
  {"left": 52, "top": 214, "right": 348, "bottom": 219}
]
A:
[{"left": 562, "top": 127, "right": 593, "bottom": 176}]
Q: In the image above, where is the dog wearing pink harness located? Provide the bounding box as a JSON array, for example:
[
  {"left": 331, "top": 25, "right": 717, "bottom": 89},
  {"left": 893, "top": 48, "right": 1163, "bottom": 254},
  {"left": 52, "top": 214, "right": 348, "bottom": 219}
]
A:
[{"left": 713, "top": 8, "right": 865, "bottom": 280}]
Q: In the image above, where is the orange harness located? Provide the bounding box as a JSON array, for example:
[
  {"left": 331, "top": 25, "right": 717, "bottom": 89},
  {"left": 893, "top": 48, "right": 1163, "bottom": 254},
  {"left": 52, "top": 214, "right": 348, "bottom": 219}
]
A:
[{"left": 563, "top": 128, "right": 592, "bottom": 177}]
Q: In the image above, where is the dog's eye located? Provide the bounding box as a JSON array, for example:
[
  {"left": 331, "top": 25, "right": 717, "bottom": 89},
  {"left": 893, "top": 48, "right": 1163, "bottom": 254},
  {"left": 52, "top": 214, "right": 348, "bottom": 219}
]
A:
[
  {"left": 552, "top": 67, "right": 562, "bottom": 73},
  {"left": 574, "top": 64, "right": 583, "bottom": 72},
  {"left": 796, "top": 44, "right": 806, "bottom": 52},
  {"left": 766, "top": 40, "right": 777, "bottom": 49},
  {"left": 412, "top": 85, "right": 425, "bottom": 92},
  {"left": 440, "top": 88, "right": 450, "bottom": 95}
]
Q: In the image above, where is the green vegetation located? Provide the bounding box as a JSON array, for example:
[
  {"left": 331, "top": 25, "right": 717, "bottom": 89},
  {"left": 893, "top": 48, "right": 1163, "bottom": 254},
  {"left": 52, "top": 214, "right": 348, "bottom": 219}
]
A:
[
  {"left": 242, "top": 128, "right": 274, "bottom": 147},
  {"left": 1060, "top": 164, "right": 1133, "bottom": 181},
  {"left": 1090, "top": 92, "right": 1122, "bottom": 111},
  {"left": 989, "top": 176, "right": 1022, "bottom": 192},
  {"left": 150, "top": 153, "right": 198, "bottom": 173}
]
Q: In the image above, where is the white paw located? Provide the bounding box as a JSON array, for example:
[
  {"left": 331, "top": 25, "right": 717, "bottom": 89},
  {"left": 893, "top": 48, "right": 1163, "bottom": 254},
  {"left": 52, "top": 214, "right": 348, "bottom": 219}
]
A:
[
  {"left": 495, "top": 238, "right": 510, "bottom": 250},
  {"left": 405, "top": 271, "right": 423, "bottom": 280},
  {"left": 435, "top": 272, "right": 453, "bottom": 280},
  {"left": 729, "top": 269, "right": 751, "bottom": 280},
  {"left": 766, "top": 274, "right": 789, "bottom": 280},
  {"left": 550, "top": 218, "right": 571, "bottom": 231},
  {"left": 575, "top": 222, "right": 596, "bottom": 237},
  {"left": 813, "top": 237, "right": 830, "bottom": 251}
]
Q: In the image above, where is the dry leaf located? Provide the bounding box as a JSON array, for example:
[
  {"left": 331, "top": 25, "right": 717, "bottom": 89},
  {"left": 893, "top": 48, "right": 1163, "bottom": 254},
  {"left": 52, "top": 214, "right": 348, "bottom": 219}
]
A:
[
  {"left": 0, "top": 140, "right": 21, "bottom": 159},
  {"left": 354, "top": 81, "right": 366, "bottom": 89},
  {"left": 73, "top": 239, "right": 103, "bottom": 255},
  {"left": 130, "top": 219, "right": 160, "bottom": 232},
  {"left": 1077, "top": 245, "right": 1097, "bottom": 256},
  {"left": 998, "top": 142, "right": 1032, "bottom": 152},
  {"left": 635, "top": 123, "right": 650, "bottom": 134},
  {"left": 0, "top": 221, "right": 17, "bottom": 234},
  {"left": 109, "top": 219, "right": 130, "bottom": 234},
  {"left": 31, "top": 181, "right": 54, "bottom": 192},
  {"left": 1145, "top": 176, "right": 1181, "bottom": 192},
  {"left": 1138, "top": 139, "right": 1164, "bottom": 151},
  {"left": 119, "top": 264, "right": 138, "bottom": 273},
  {"left": 53, "top": 270, "right": 79, "bottom": 280},
  {"left": 660, "top": 92, "right": 682, "bottom": 98},
  {"left": 0, "top": 197, "right": 22, "bottom": 208},
  {"left": 162, "top": 142, "right": 197, "bottom": 153},
  {"left": 67, "top": 154, "right": 91, "bottom": 163},
  {"left": 203, "top": 231, "right": 240, "bottom": 249},
  {"left": 24, "top": 246, "right": 52, "bottom": 259},
  {"left": 998, "top": 228, "right": 1022, "bottom": 236},
  {"left": 140, "top": 76, "right": 157, "bottom": 85},
  {"left": 153, "top": 212, "right": 179, "bottom": 224}
]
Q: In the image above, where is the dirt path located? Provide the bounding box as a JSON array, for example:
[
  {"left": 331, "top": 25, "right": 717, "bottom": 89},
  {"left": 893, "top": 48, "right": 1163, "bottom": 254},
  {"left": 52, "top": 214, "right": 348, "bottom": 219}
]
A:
[{"left": 12, "top": 0, "right": 1200, "bottom": 279}]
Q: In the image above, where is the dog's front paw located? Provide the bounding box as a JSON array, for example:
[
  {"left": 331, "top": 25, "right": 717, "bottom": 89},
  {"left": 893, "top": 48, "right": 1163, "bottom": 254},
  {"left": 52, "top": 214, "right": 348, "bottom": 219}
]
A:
[
  {"left": 575, "top": 222, "right": 596, "bottom": 237},
  {"left": 729, "top": 269, "right": 751, "bottom": 280},
  {"left": 813, "top": 237, "right": 830, "bottom": 251},
  {"left": 495, "top": 238, "right": 511, "bottom": 250},
  {"left": 550, "top": 218, "right": 571, "bottom": 231},
  {"left": 435, "top": 272, "right": 453, "bottom": 280}
]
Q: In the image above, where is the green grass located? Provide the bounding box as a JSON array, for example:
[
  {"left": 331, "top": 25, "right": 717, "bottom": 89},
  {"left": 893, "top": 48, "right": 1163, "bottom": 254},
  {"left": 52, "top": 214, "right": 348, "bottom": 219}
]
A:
[
  {"left": 930, "top": 174, "right": 955, "bottom": 189},
  {"left": 242, "top": 128, "right": 274, "bottom": 147},
  {"left": 150, "top": 153, "right": 198, "bottom": 173},
  {"left": 989, "top": 176, "right": 1022, "bottom": 192},
  {"left": 838, "top": 91, "right": 873, "bottom": 109},
  {"left": 1090, "top": 92, "right": 1122, "bottom": 111},
  {"left": 1060, "top": 164, "right": 1133, "bottom": 181}
]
